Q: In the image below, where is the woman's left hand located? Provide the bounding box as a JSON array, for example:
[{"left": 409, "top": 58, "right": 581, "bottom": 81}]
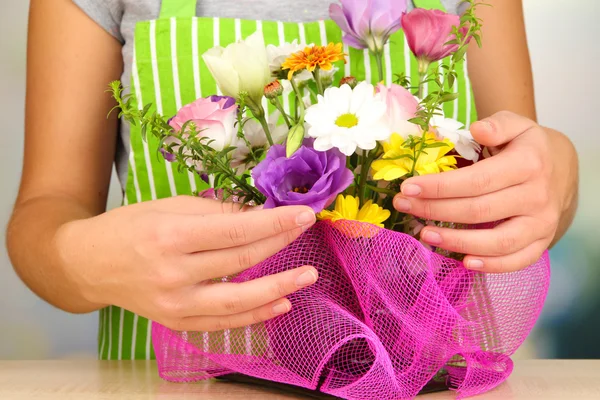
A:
[{"left": 393, "top": 111, "right": 578, "bottom": 273}]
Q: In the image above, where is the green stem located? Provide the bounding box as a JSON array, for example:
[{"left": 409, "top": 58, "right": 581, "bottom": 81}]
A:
[
  {"left": 374, "top": 50, "right": 384, "bottom": 83},
  {"left": 366, "top": 184, "right": 397, "bottom": 197},
  {"left": 257, "top": 115, "right": 274, "bottom": 146},
  {"left": 410, "top": 135, "right": 426, "bottom": 177},
  {"left": 246, "top": 98, "right": 274, "bottom": 146},
  {"left": 358, "top": 151, "right": 369, "bottom": 205},
  {"left": 292, "top": 93, "right": 298, "bottom": 122},
  {"left": 235, "top": 108, "right": 259, "bottom": 164},
  {"left": 271, "top": 97, "right": 292, "bottom": 129},
  {"left": 417, "top": 58, "right": 430, "bottom": 99},
  {"left": 358, "top": 149, "right": 380, "bottom": 206},
  {"left": 314, "top": 68, "right": 324, "bottom": 96},
  {"left": 290, "top": 79, "right": 306, "bottom": 121},
  {"left": 418, "top": 72, "right": 426, "bottom": 100},
  {"left": 388, "top": 209, "right": 400, "bottom": 231}
]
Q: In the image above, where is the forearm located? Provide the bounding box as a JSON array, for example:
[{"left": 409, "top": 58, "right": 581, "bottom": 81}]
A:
[
  {"left": 545, "top": 127, "right": 579, "bottom": 247},
  {"left": 6, "top": 195, "right": 105, "bottom": 313}
]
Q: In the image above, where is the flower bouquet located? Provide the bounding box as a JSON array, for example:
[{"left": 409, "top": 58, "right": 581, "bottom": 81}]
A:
[{"left": 111, "top": 1, "right": 550, "bottom": 398}]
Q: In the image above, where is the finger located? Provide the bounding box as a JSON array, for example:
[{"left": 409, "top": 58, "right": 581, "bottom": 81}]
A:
[
  {"left": 183, "top": 265, "right": 318, "bottom": 316},
  {"left": 173, "top": 298, "right": 293, "bottom": 332},
  {"left": 171, "top": 206, "right": 316, "bottom": 253},
  {"left": 463, "top": 239, "right": 549, "bottom": 273},
  {"left": 185, "top": 224, "right": 308, "bottom": 280},
  {"left": 470, "top": 111, "right": 537, "bottom": 148},
  {"left": 400, "top": 149, "right": 532, "bottom": 199},
  {"left": 419, "top": 217, "right": 546, "bottom": 257},
  {"left": 393, "top": 184, "right": 532, "bottom": 224},
  {"left": 152, "top": 195, "right": 251, "bottom": 215}
]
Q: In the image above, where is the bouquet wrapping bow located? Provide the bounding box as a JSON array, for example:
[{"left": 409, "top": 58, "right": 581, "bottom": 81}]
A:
[{"left": 153, "top": 220, "right": 550, "bottom": 399}]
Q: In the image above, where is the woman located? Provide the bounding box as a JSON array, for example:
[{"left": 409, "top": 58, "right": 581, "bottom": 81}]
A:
[{"left": 7, "top": 0, "right": 578, "bottom": 360}]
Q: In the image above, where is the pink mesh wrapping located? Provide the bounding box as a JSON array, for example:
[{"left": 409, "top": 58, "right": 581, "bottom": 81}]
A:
[{"left": 152, "top": 221, "right": 550, "bottom": 399}]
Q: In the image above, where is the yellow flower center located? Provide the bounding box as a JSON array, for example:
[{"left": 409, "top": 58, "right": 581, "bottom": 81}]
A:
[
  {"left": 335, "top": 113, "right": 359, "bottom": 128},
  {"left": 293, "top": 186, "right": 309, "bottom": 193}
]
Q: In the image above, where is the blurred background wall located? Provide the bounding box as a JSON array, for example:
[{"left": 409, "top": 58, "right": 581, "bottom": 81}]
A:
[{"left": 1, "top": 0, "right": 599, "bottom": 359}]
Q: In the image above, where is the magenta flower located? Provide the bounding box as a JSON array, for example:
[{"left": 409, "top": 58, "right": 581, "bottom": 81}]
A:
[
  {"left": 401, "top": 9, "right": 468, "bottom": 64},
  {"left": 329, "top": 0, "right": 407, "bottom": 53},
  {"left": 252, "top": 141, "right": 353, "bottom": 213}
]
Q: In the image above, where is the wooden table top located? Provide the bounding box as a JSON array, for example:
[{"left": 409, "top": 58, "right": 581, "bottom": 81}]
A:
[{"left": 0, "top": 359, "right": 599, "bottom": 399}]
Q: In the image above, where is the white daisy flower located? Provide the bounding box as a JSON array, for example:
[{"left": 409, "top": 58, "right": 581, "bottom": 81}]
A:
[
  {"left": 431, "top": 116, "right": 481, "bottom": 162},
  {"left": 231, "top": 111, "right": 289, "bottom": 173},
  {"left": 304, "top": 82, "right": 390, "bottom": 156}
]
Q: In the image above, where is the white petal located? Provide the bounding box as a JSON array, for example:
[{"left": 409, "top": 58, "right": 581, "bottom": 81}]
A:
[
  {"left": 433, "top": 116, "right": 464, "bottom": 131},
  {"left": 349, "top": 82, "right": 375, "bottom": 115},
  {"left": 202, "top": 49, "right": 240, "bottom": 99},
  {"left": 227, "top": 42, "right": 271, "bottom": 102},
  {"left": 313, "top": 136, "right": 334, "bottom": 152},
  {"left": 455, "top": 142, "right": 479, "bottom": 161},
  {"left": 331, "top": 134, "right": 357, "bottom": 156}
]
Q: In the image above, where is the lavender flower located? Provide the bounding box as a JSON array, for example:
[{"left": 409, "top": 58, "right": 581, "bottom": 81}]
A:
[
  {"left": 252, "top": 141, "right": 353, "bottom": 213},
  {"left": 329, "top": 0, "right": 407, "bottom": 53},
  {"left": 208, "top": 95, "right": 236, "bottom": 109}
]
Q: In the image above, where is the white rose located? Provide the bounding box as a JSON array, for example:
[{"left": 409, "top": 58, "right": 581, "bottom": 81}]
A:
[{"left": 202, "top": 31, "right": 272, "bottom": 105}]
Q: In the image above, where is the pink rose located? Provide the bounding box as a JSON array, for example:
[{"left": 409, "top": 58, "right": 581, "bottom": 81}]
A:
[
  {"left": 168, "top": 96, "right": 237, "bottom": 151},
  {"left": 376, "top": 83, "right": 419, "bottom": 136},
  {"left": 401, "top": 9, "right": 469, "bottom": 64}
]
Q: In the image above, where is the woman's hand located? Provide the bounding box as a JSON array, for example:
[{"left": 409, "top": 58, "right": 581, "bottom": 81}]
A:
[
  {"left": 55, "top": 196, "right": 318, "bottom": 331},
  {"left": 393, "top": 111, "right": 578, "bottom": 272}
]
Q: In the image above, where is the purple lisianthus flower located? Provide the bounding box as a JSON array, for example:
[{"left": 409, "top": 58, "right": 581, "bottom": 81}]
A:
[
  {"left": 209, "top": 95, "right": 236, "bottom": 110},
  {"left": 329, "top": 0, "right": 407, "bottom": 52},
  {"left": 160, "top": 148, "right": 176, "bottom": 162},
  {"left": 252, "top": 141, "right": 354, "bottom": 213}
]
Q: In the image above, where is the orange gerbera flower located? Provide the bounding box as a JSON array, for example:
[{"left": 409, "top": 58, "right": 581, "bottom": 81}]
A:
[{"left": 281, "top": 43, "right": 346, "bottom": 80}]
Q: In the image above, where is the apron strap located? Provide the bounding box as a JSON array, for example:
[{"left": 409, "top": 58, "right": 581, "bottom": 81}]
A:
[
  {"left": 159, "top": 0, "right": 197, "bottom": 19},
  {"left": 412, "top": 0, "right": 447, "bottom": 11}
]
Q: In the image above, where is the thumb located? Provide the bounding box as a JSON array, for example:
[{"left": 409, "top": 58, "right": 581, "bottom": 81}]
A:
[{"left": 471, "top": 111, "right": 537, "bottom": 148}]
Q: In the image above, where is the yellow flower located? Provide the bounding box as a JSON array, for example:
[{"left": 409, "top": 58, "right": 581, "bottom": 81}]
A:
[
  {"left": 371, "top": 133, "right": 457, "bottom": 181},
  {"left": 318, "top": 195, "right": 391, "bottom": 228},
  {"left": 281, "top": 43, "right": 346, "bottom": 80}
]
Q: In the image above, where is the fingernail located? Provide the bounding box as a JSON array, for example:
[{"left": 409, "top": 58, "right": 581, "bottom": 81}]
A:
[
  {"left": 394, "top": 198, "right": 412, "bottom": 212},
  {"left": 295, "top": 269, "right": 318, "bottom": 287},
  {"left": 402, "top": 184, "right": 421, "bottom": 197},
  {"left": 467, "top": 259, "right": 484, "bottom": 270},
  {"left": 296, "top": 211, "right": 316, "bottom": 226},
  {"left": 272, "top": 301, "right": 290, "bottom": 316},
  {"left": 421, "top": 230, "right": 442, "bottom": 245}
]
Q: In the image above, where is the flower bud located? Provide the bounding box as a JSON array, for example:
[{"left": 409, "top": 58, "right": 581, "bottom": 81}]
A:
[
  {"left": 286, "top": 124, "right": 305, "bottom": 158},
  {"left": 264, "top": 80, "right": 284, "bottom": 99},
  {"left": 339, "top": 76, "right": 358, "bottom": 89}
]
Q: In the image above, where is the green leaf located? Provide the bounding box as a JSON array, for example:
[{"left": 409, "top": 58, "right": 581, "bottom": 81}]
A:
[
  {"left": 448, "top": 74, "right": 456, "bottom": 89},
  {"left": 439, "top": 93, "right": 460, "bottom": 103},
  {"left": 141, "top": 103, "right": 152, "bottom": 117},
  {"left": 452, "top": 46, "right": 468, "bottom": 63},
  {"left": 382, "top": 154, "right": 414, "bottom": 161},
  {"left": 423, "top": 142, "right": 450, "bottom": 149}
]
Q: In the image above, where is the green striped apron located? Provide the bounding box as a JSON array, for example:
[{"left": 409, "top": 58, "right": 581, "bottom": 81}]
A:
[{"left": 98, "top": 0, "right": 477, "bottom": 360}]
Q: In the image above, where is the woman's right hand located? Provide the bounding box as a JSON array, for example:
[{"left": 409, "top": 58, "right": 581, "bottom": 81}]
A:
[{"left": 55, "top": 196, "right": 318, "bottom": 332}]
